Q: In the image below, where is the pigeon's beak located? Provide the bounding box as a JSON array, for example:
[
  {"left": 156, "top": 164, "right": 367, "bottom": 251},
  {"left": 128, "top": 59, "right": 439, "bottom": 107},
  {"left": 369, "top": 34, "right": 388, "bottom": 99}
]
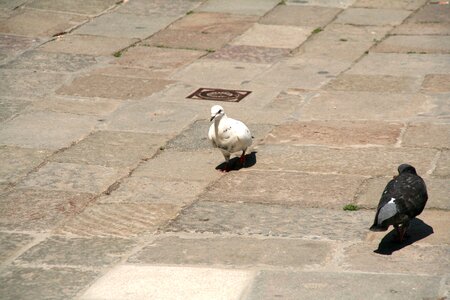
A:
[{"left": 210, "top": 115, "right": 215, "bottom": 121}]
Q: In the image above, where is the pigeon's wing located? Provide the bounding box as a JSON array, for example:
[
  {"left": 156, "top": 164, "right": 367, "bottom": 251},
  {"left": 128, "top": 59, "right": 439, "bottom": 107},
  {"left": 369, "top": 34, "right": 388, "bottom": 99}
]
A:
[
  {"left": 371, "top": 178, "right": 398, "bottom": 230},
  {"left": 208, "top": 123, "right": 218, "bottom": 148},
  {"left": 229, "top": 119, "right": 252, "bottom": 149}
]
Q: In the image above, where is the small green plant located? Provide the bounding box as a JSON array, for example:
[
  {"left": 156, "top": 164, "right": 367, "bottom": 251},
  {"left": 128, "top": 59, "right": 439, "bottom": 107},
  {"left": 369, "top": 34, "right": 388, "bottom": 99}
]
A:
[
  {"left": 312, "top": 27, "right": 323, "bottom": 34},
  {"left": 343, "top": 204, "right": 359, "bottom": 211},
  {"left": 407, "top": 51, "right": 416, "bottom": 54},
  {"left": 113, "top": 50, "right": 123, "bottom": 57},
  {"left": 186, "top": 10, "right": 194, "bottom": 15},
  {"left": 206, "top": 48, "right": 215, "bottom": 53},
  {"left": 339, "top": 38, "right": 348, "bottom": 42},
  {"left": 279, "top": 0, "right": 287, "bottom": 4}
]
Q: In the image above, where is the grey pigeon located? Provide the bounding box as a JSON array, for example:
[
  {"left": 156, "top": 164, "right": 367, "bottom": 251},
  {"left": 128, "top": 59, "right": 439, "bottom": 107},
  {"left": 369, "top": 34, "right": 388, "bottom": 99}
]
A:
[{"left": 370, "top": 164, "right": 428, "bottom": 242}]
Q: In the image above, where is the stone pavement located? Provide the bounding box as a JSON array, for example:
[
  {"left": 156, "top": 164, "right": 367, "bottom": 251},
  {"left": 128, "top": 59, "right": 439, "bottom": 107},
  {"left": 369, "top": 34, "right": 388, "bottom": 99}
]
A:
[{"left": 0, "top": 0, "right": 449, "bottom": 299}]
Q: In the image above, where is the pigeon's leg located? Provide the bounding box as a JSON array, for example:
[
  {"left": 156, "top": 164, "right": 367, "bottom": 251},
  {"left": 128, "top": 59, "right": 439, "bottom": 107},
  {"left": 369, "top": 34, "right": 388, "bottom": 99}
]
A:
[
  {"left": 239, "top": 149, "right": 247, "bottom": 165},
  {"left": 394, "top": 224, "right": 402, "bottom": 242},
  {"left": 394, "top": 223, "right": 408, "bottom": 242}
]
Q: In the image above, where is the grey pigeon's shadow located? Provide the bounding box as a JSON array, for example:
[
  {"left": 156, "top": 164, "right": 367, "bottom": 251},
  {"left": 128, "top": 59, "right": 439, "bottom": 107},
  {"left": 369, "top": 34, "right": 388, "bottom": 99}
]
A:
[
  {"left": 374, "top": 218, "right": 433, "bottom": 255},
  {"left": 215, "top": 151, "right": 257, "bottom": 172}
]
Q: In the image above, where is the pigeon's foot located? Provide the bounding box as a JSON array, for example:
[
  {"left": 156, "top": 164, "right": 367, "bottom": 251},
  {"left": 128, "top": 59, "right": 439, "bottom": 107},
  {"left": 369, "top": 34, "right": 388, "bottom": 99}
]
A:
[
  {"left": 239, "top": 150, "right": 246, "bottom": 165},
  {"left": 394, "top": 226, "right": 408, "bottom": 243}
]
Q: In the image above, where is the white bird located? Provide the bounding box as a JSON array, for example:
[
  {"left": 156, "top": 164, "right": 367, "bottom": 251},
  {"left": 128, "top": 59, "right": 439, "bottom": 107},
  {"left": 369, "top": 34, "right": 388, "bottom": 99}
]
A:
[{"left": 208, "top": 105, "right": 252, "bottom": 172}]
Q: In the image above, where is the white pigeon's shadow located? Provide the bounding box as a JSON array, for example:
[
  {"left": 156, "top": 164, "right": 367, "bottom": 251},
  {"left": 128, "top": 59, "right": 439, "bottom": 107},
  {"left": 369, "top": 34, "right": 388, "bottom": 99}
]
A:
[{"left": 215, "top": 151, "right": 257, "bottom": 172}]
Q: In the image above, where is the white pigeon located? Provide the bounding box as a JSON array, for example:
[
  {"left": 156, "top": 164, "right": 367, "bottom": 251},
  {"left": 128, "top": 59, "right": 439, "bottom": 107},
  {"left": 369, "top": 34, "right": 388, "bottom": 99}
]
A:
[{"left": 208, "top": 105, "right": 252, "bottom": 171}]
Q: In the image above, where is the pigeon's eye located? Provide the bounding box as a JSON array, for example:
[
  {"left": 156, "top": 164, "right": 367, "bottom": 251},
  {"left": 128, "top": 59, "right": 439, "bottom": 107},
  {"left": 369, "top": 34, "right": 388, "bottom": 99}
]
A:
[{"left": 218, "top": 110, "right": 223, "bottom": 113}]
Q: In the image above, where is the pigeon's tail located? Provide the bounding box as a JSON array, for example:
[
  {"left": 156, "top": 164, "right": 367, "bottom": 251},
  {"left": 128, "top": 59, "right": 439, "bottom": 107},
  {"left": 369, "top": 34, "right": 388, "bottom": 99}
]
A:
[{"left": 369, "top": 224, "right": 389, "bottom": 232}]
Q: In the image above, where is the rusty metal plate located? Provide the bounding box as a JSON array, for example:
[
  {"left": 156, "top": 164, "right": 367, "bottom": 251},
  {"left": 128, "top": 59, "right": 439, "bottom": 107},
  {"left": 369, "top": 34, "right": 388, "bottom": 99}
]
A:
[{"left": 187, "top": 88, "right": 252, "bottom": 102}]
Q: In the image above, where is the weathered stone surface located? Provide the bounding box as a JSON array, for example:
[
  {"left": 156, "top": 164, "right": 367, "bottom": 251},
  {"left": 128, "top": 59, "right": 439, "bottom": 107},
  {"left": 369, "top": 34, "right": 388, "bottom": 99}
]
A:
[
  {"left": 373, "top": 35, "right": 450, "bottom": 54},
  {"left": 286, "top": 0, "right": 355, "bottom": 8},
  {"left": 0, "top": 189, "right": 94, "bottom": 231},
  {"left": 0, "top": 98, "right": 30, "bottom": 123},
  {"left": 25, "top": 0, "right": 117, "bottom": 15},
  {"left": 353, "top": 0, "right": 427, "bottom": 10},
  {"left": 117, "top": 0, "right": 202, "bottom": 16},
  {"left": 265, "top": 120, "right": 402, "bottom": 146},
  {"left": 0, "top": 8, "right": 87, "bottom": 37},
  {"left": 347, "top": 53, "right": 450, "bottom": 76},
  {"left": 256, "top": 144, "right": 437, "bottom": 176},
  {"left": 1, "top": 50, "right": 98, "bottom": 72},
  {"left": 0, "top": 146, "right": 50, "bottom": 184},
  {"left": 0, "top": 70, "right": 68, "bottom": 99},
  {"left": 29, "top": 97, "right": 121, "bottom": 116},
  {"left": 261, "top": 5, "right": 341, "bottom": 27},
  {"left": 0, "top": 232, "right": 33, "bottom": 263},
  {"left": 406, "top": 3, "right": 450, "bottom": 24},
  {"left": 335, "top": 8, "right": 411, "bottom": 26},
  {"left": 57, "top": 203, "right": 180, "bottom": 237},
  {"left": 200, "top": 170, "right": 364, "bottom": 208},
  {"left": 392, "top": 22, "right": 450, "bottom": 35},
  {"left": 105, "top": 101, "right": 200, "bottom": 135},
  {"left": 324, "top": 74, "right": 422, "bottom": 93},
  {"left": 167, "top": 201, "right": 373, "bottom": 241},
  {"left": 232, "top": 24, "right": 312, "bottom": 49},
  {"left": 0, "top": 266, "right": 98, "bottom": 300},
  {"left": 197, "top": 0, "right": 280, "bottom": 16},
  {"left": 342, "top": 242, "right": 450, "bottom": 275},
  {"left": 19, "top": 162, "right": 121, "bottom": 193},
  {"left": 434, "top": 150, "right": 450, "bottom": 177},
  {"left": 207, "top": 45, "right": 289, "bottom": 64},
  {"left": 298, "top": 91, "right": 432, "bottom": 121},
  {"left": 73, "top": 12, "right": 176, "bottom": 39},
  {"left": 402, "top": 123, "right": 450, "bottom": 149},
  {"left": 248, "top": 271, "right": 442, "bottom": 300},
  {"left": 421, "top": 74, "right": 450, "bottom": 93},
  {"left": 91, "top": 65, "right": 171, "bottom": 79},
  {"left": 356, "top": 176, "right": 450, "bottom": 210},
  {"left": 171, "top": 60, "right": 271, "bottom": 85},
  {"left": 79, "top": 265, "right": 254, "bottom": 300},
  {"left": 17, "top": 236, "right": 135, "bottom": 266},
  {"left": 57, "top": 74, "right": 172, "bottom": 100},
  {"left": 133, "top": 150, "right": 223, "bottom": 182},
  {"left": 39, "top": 34, "right": 138, "bottom": 56},
  {"left": 0, "top": 111, "right": 98, "bottom": 150},
  {"left": 99, "top": 176, "right": 206, "bottom": 205},
  {"left": 0, "top": 0, "right": 27, "bottom": 9},
  {"left": 0, "top": 34, "right": 42, "bottom": 63},
  {"left": 50, "top": 131, "right": 166, "bottom": 169},
  {"left": 130, "top": 236, "right": 332, "bottom": 267}
]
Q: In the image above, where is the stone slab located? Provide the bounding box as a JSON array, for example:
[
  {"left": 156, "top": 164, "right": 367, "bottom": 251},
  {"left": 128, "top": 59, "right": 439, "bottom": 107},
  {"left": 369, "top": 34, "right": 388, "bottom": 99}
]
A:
[
  {"left": 335, "top": 8, "right": 411, "bottom": 26},
  {"left": 29, "top": 97, "right": 121, "bottom": 116},
  {"left": 56, "top": 203, "right": 180, "bottom": 237},
  {"left": 421, "top": 74, "right": 450, "bottom": 93},
  {"left": 19, "top": 162, "right": 121, "bottom": 194},
  {"left": 297, "top": 91, "right": 432, "bottom": 120},
  {"left": 17, "top": 236, "right": 135, "bottom": 267},
  {"left": 196, "top": 0, "right": 280, "bottom": 16},
  {"left": 248, "top": 271, "right": 442, "bottom": 300},
  {"left": 129, "top": 236, "right": 332, "bottom": 268},
  {"left": 324, "top": 74, "right": 422, "bottom": 93},
  {"left": 347, "top": 53, "right": 450, "bottom": 76},
  {"left": 98, "top": 176, "right": 207, "bottom": 205},
  {"left": 353, "top": 0, "right": 427, "bottom": 10},
  {"left": 1, "top": 50, "right": 98, "bottom": 72},
  {"left": 0, "top": 0, "right": 27, "bottom": 9},
  {"left": 392, "top": 23, "right": 450, "bottom": 35},
  {"left": 261, "top": 5, "right": 341, "bottom": 27},
  {"left": 435, "top": 150, "right": 450, "bottom": 177},
  {"left": 170, "top": 59, "right": 271, "bottom": 85},
  {"left": 206, "top": 45, "right": 289, "bottom": 64},
  {"left": 231, "top": 24, "right": 312, "bottom": 49},
  {"left": 373, "top": 35, "right": 450, "bottom": 54},
  {"left": 256, "top": 144, "right": 437, "bottom": 176},
  {"left": 0, "top": 266, "right": 99, "bottom": 300},
  {"left": 50, "top": 130, "right": 167, "bottom": 169},
  {"left": 342, "top": 242, "right": 450, "bottom": 275},
  {"left": 406, "top": 3, "right": 450, "bottom": 24},
  {"left": 0, "top": 111, "right": 98, "bottom": 150},
  {"left": 80, "top": 264, "right": 254, "bottom": 300},
  {"left": 199, "top": 170, "right": 364, "bottom": 208},
  {"left": 264, "top": 120, "right": 402, "bottom": 146},
  {"left": 0, "top": 145, "right": 50, "bottom": 184},
  {"left": 0, "top": 34, "right": 42, "bottom": 63},
  {"left": 133, "top": 150, "right": 223, "bottom": 182},
  {"left": 0, "top": 189, "right": 94, "bottom": 231},
  {"left": 90, "top": 65, "right": 172, "bottom": 79},
  {"left": 25, "top": 0, "right": 117, "bottom": 15},
  {"left": 0, "top": 8, "right": 87, "bottom": 37},
  {"left": 57, "top": 74, "right": 172, "bottom": 100},
  {"left": 286, "top": 0, "right": 355, "bottom": 8},
  {"left": 0, "top": 232, "right": 34, "bottom": 263},
  {"left": 73, "top": 12, "right": 176, "bottom": 39},
  {"left": 356, "top": 176, "right": 450, "bottom": 210},
  {"left": 0, "top": 70, "right": 68, "bottom": 99},
  {"left": 0, "top": 98, "right": 30, "bottom": 123},
  {"left": 39, "top": 34, "right": 138, "bottom": 56},
  {"left": 117, "top": 0, "right": 202, "bottom": 17},
  {"left": 402, "top": 123, "right": 450, "bottom": 149},
  {"left": 167, "top": 201, "right": 373, "bottom": 241}
]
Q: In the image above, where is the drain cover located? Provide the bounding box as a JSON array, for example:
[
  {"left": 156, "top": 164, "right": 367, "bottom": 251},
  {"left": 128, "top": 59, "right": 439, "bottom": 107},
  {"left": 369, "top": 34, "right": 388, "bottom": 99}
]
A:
[{"left": 187, "top": 88, "right": 252, "bottom": 102}]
